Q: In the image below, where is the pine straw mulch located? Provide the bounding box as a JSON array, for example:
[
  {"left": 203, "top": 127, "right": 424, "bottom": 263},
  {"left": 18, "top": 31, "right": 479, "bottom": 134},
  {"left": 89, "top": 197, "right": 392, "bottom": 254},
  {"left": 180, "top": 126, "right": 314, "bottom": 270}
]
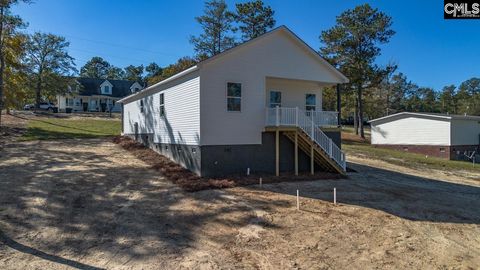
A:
[{"left": 113, "top": 136, "right": 345, "bottom": 192}]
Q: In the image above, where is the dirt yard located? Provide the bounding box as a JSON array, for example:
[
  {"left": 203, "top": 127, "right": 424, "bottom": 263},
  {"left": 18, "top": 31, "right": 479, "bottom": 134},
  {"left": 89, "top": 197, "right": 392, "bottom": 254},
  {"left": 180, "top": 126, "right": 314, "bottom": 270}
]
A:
[{"left": 0, "top": 139, "right": 479, "bottom": 269}]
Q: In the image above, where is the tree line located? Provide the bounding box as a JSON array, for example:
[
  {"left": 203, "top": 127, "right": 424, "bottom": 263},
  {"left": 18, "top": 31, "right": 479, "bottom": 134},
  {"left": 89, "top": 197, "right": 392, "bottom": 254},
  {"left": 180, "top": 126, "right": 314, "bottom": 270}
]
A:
[
  {"left": 0, "top": 0, "right": 78, "bottom": 128},
  {"left": 0, "top": 0, "right": 478, "bottom": 138}
]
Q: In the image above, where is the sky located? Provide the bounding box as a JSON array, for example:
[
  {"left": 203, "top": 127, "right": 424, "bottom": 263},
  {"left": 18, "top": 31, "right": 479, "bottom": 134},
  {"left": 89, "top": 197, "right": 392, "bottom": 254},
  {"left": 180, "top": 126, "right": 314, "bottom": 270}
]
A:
[{"left": 13, "top": 0, "right": 480, "bottom": 91}]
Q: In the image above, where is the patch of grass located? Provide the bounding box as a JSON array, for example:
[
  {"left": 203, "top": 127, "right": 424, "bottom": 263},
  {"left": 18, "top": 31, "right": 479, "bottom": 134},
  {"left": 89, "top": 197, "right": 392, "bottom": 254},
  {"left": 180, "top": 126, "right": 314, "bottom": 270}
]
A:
[
  {"left": 343, "top": 140, "right": 480, "bottom": 172},
  {"left": 21, "top": 118, "right": 121, "bottom": 141}
]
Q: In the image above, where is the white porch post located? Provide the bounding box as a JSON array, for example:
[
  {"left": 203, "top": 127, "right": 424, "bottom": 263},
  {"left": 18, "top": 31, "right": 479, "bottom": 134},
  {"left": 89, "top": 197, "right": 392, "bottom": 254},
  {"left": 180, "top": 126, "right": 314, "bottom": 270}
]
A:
[
  {"left": 295, "top": 107, "right": 299, "bottom": 126},
  {"left": 275, "top": 106, "right": 280, "bottom": 126}
]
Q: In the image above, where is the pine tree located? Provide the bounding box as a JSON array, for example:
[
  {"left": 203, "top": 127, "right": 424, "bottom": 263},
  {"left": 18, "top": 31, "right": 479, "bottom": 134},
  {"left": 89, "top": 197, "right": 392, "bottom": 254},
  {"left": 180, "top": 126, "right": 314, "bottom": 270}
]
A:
[
  {"left": 234, "top": 0, "right": 275, "bottom": 41},
  {"left": 190, "top": 0, "right": 236, "bottom": 58}
]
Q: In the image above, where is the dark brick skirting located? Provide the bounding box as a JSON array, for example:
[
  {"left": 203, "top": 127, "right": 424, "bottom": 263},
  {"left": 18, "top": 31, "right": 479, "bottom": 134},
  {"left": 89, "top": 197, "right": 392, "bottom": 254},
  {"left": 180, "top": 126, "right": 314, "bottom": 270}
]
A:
[
  {"left": 373, "top": 144, "right": 480, "bottom": 160},
  {"left": 125, "top": 130, "right": 342, "bottom": 177}
]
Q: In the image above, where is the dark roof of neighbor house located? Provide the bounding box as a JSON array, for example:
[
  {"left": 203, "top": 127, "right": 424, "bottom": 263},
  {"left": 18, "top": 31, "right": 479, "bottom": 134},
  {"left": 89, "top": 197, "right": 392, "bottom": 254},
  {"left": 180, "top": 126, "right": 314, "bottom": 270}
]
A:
[
  {"left": 369, "top": 112, "right": 480, "bottom": 124},
  {"left": 76, "top": 78, "right": 142, "bottom": 98}
]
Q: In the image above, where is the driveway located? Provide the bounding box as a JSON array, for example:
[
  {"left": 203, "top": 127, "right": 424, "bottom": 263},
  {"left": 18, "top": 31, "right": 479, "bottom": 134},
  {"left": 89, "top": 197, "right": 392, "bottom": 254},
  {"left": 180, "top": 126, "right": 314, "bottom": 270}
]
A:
[{"left": 0, "top": 139, "right": 479, "bottom": 269}]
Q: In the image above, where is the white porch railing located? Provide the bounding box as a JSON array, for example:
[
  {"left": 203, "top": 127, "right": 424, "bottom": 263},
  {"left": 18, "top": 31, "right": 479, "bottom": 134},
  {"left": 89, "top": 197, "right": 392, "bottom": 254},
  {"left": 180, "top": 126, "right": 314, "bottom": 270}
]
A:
[
  {"left": 306, "top": 110, "right": 338, "bottom": 127},
  {"left": 265, "top": 107, "right": 346, "bottom": 172}
]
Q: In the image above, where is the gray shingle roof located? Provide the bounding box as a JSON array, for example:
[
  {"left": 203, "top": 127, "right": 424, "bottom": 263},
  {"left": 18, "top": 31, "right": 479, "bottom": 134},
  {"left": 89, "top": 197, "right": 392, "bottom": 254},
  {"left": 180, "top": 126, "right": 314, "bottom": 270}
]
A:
[{"left": 76, "top": 78, "right": 141, "bottom": 98}]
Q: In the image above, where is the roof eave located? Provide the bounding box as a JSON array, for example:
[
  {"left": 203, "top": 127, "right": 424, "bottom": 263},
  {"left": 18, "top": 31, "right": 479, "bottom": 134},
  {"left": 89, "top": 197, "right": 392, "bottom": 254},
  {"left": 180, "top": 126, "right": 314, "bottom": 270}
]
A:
[
  {"left": 368, "top": 112, "right": 453, "bottom": 124},
  {"left": 118, "top": 65, "right": 198, "bottom": 104}
]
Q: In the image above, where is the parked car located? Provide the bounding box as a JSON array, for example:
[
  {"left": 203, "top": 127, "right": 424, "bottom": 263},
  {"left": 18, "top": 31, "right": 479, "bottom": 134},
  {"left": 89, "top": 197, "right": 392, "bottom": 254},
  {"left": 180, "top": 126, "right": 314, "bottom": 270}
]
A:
[
  {"left": 23, "top": 104, "right": 34, "bottom": 110},
  {"left": 24, "top": 102, "right": 57, "bottom": 112},
  {"left": 38, "top": 102, "right": 56, "bottom": 112}
]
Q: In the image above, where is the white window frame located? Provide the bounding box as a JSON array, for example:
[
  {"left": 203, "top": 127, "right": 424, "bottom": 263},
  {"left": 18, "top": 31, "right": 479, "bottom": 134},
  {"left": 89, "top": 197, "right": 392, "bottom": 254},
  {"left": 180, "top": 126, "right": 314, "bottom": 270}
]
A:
[
  {"left": 226, "top": 82, "right": 242, "bottom": 112},
  {"left": 269, "top": 90, "right": 282, "bottom": 108},
  {"left": 159, "top": 93, "right": 165, "bottom": 117},
  {"left": 305, "top": 93, "right": 316, "bottom": 111}
]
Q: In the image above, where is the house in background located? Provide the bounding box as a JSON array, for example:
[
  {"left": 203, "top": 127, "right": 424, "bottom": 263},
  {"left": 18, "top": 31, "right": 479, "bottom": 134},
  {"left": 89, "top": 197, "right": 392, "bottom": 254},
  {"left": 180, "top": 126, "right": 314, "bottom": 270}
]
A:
[
  {"left": 370, "top": 112, "right": 480, "bottom": 160},
  {"left": 118, "top": 26, "right": 348, "bottom": 177},
  {"left": 57, "top": 78, "right": 143, "bottom": 113}
]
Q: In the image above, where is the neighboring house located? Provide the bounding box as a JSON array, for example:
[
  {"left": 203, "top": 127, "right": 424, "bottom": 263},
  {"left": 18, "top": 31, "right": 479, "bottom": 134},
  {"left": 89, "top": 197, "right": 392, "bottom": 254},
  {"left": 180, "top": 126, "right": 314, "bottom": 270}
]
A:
[
  {"left": 118, "top": 26, "right": 349, "bottom": 177},
  {"left": 370, "top": 112, "right": 480, "bottom": 160},
  {"left": 57, "top": 78, "right": 143, "bottom": 113}
]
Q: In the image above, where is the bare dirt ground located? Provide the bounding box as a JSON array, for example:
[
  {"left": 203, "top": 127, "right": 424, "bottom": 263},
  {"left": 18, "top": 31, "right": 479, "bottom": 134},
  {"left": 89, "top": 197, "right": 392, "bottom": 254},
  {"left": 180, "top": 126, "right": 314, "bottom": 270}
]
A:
[
  {"left": 0, "top": 139, "right": 479, "bottom": 269},
  {"left": 0, "top": 113, "right": 28, "bottom": 145}
]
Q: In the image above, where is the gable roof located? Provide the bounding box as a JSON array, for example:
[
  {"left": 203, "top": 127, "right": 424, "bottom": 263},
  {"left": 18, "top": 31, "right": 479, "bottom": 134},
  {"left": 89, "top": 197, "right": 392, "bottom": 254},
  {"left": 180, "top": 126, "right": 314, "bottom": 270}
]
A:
[
  {"left": 369, "top": 112, "right": 480, "bottom": 124},
  {"left": 118, "top": 25, "right": 348, "bottom": 104},
  {"left": 199, "top": 25, "right": 349, "bottom": 83},
  {"left": 76, "top": 78, "right": 141, "bottom": 98}
]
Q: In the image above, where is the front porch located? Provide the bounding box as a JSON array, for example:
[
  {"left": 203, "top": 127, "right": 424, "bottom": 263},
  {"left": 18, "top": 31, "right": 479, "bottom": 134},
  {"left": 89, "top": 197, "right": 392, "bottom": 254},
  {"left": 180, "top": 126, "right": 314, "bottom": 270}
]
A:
[
  {"left": 58, "top": 95, "right": 122, "bottom": 113},
  {"left": 265, "top": 106, "right": 346, "bottom": 176}
]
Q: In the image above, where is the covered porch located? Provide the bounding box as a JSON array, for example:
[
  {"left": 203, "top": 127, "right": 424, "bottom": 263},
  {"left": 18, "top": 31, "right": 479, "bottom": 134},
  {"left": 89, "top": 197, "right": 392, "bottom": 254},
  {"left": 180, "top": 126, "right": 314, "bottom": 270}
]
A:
[
  {"left": 263, "top": 77, "right": 345, "bottom": 176},
  {"left": 265, "top": 77, "right": 340, "bottom": 127},
  {"left": 58, "top": 95, "right": 122, "bottom": 113}
]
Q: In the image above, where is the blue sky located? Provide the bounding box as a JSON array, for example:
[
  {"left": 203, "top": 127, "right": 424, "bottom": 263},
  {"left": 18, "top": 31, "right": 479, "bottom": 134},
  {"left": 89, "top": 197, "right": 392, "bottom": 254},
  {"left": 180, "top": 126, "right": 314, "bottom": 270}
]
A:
[{"left": 13, "top": 0, "right": 480, "bottom": 90}]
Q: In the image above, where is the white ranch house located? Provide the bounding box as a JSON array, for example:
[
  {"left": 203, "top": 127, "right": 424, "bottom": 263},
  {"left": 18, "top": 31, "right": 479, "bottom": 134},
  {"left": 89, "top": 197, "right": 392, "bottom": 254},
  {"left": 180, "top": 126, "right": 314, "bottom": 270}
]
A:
[
  {"left": 57, "top": 78, "right": 143, "bottom": 113},
  {"left": 370, "top": 112, "right": 480, "bottom": 160},
  {"left": 119, "top": 26, "right": 349, "bottom": 177}
]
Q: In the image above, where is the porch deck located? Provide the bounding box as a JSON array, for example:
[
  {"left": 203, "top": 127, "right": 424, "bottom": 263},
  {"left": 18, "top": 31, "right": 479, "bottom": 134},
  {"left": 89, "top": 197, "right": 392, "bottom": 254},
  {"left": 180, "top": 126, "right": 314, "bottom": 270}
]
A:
[{"left": 265, "top": 107, "right": 346, "bottom": 175}]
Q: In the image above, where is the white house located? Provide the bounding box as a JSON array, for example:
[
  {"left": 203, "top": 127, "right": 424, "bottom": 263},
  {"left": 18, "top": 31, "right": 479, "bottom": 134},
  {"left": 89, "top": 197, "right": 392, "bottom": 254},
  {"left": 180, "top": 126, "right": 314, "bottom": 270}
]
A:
[
  {"left": 57, "top": 78, "right": 143, "bottom": 113},
  {"left": 118, "top": 26, "right": 349, "bottom": 177},
  {"left": 370, "top": 112, "right": 480, "bottom": 160}
]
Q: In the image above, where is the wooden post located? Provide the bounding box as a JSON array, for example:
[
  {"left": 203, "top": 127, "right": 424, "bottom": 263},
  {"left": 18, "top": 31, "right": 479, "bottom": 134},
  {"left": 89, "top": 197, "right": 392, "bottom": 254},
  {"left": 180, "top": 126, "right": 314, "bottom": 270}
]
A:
[
  {"left": 275, "top": 129, "right": 280, "bottom": 176},
  {"left": 310, "top": 142, "right": 314, "bottom": 175},
  {"left": 294, "top": 131, "right": 298, "bottom": 176}
]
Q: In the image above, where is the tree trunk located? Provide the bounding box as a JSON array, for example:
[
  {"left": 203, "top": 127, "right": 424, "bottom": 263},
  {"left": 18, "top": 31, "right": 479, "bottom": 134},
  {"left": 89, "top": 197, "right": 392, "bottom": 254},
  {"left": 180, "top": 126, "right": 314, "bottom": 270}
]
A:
[
  {"left": 354, "top": 95, "right": 359, "bottom": 135},
  {"left": 35, "top": 76, "right": 42, "bottom": 110},
  {"left": 386, "top": 90, "right": 390, "bottom": 116},
  {"left": 0, "top": 6, "right": 5, "bottom": 130},
  {"left": 358, "top": 85, "right": 365, "bottom": 139}
]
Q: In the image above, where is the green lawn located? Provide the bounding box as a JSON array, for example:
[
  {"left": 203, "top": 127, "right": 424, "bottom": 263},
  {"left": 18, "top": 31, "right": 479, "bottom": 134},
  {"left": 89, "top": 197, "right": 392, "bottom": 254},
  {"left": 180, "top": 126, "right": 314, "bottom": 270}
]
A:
[
  {"left": 22, "top": 117, "right": 121, "bottom": 141},
  {"left": 343, "top": 141, "right": 480, "bottom": 173}
]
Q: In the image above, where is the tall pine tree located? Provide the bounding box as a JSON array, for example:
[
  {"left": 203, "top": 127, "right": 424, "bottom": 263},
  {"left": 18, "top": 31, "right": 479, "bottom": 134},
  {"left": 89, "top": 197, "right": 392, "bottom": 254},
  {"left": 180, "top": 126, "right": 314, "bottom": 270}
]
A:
[
  {"left": 234, "top": 0, "right": 275, "bottom": 41},
  {"left": 190, "top": 0, "right": 236, "bottom": 59},
  {"left": 320, "top": 4, "right": 395, "bottom": 138}
]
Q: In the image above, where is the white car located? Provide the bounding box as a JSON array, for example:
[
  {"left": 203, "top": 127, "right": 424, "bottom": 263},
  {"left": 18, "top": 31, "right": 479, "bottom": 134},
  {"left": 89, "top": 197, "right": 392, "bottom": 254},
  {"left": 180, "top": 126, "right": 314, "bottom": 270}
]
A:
[
  {"left": 38, "top": 102, "right": 56, "bottom": 111},
  {"left": 23, "top": 104, "right": 34, "bottom": 110},
  {"left": 25, "top": 102, "right": 56, "bottom": 111}
]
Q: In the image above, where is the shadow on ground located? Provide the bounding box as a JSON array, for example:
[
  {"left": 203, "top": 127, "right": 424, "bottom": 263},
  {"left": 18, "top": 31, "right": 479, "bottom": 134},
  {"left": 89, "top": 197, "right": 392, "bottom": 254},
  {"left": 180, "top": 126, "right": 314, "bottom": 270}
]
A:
[
  {"left": 0, "top": 139, "right": 285, "bottom": 268},
  {"left": 255, "top": 162, "right": 480, "bottom": 224}
]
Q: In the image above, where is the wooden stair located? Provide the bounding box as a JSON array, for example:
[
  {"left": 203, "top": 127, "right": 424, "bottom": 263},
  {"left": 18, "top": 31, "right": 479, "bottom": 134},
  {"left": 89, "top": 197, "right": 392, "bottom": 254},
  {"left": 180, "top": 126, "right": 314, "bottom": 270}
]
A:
[{"left": 284, "top": 128, "right": 346, "bottom": 175}]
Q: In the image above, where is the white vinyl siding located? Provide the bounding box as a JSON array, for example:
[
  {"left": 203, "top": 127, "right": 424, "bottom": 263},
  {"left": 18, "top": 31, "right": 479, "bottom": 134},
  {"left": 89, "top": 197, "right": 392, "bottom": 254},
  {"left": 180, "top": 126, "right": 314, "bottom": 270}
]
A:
[
  {"left": 123, "top": 75, "right": 200, "bottom": 145},
  {"left": 200, "top": 31, "right": 332, "bottom": 145},
  {"left": 153, "top": 75, "right": 200, "bottom": 145},
  {"left": 371, "top": 117, "right": 451, "bottom": 146},
  {"left": 123, "top": 95, "right": 155, "bottom": 135}
]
